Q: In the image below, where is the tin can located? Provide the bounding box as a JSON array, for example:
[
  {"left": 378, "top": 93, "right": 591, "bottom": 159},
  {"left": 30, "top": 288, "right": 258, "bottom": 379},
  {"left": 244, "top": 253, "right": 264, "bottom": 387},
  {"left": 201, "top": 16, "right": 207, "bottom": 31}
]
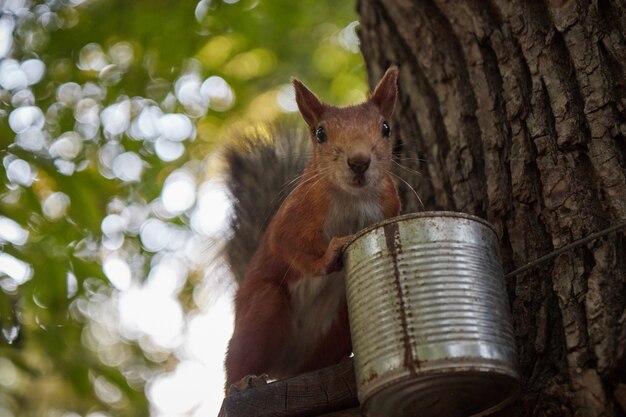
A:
[{"left": 344, "top": 212, "right": 519, "bottom": 417}]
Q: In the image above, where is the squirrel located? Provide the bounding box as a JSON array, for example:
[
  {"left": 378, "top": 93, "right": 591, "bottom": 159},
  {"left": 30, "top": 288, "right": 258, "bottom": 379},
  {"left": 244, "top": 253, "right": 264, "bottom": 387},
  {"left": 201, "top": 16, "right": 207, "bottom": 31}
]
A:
[{"left": 222, "top": 67, "right": 401, "bottom": 392}]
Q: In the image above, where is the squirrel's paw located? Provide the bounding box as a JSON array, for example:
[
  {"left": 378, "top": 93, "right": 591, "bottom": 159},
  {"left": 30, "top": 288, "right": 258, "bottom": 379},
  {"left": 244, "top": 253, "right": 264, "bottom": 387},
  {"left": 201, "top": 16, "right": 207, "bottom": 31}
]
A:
[
  {"left": 324, "top": 235, "right": 353, "bottom": 274},
  {"left": 226, "top": 374, "right": 269, "bottom": 396},
  {"left": 339, "top": 355, "right": 354, "bottom": 365}
]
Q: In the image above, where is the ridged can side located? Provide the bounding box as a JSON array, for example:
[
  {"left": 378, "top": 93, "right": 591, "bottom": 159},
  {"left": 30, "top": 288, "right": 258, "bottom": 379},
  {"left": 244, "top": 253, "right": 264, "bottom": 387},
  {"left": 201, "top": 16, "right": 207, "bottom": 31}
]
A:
[{"left": 344, "top": 212, "right": 519, "bottom": 417}]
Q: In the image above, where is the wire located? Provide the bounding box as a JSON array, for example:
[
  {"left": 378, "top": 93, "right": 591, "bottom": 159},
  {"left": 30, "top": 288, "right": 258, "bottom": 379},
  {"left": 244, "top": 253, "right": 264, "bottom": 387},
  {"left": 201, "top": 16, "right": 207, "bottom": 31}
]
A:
[{"left": 504, "top": 220, "right": 626, "bottom": 279}]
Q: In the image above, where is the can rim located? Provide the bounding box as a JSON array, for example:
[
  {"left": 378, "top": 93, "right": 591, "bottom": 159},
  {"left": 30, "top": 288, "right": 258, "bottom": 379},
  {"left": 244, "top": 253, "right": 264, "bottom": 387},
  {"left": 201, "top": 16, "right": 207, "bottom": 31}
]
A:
[
  {"left": 345, "top": 211, "right": 497, "bottom": 252},
  {"left": 360, "top": 367, "right": 520, "bottom": 417}
]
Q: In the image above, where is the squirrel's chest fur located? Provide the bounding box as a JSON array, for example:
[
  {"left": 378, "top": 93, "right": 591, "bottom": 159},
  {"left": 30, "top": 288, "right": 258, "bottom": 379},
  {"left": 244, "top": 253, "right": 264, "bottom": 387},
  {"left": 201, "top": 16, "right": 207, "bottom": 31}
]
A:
[{"left": 281, "top": 190, "right": 384, "bottom": 368}]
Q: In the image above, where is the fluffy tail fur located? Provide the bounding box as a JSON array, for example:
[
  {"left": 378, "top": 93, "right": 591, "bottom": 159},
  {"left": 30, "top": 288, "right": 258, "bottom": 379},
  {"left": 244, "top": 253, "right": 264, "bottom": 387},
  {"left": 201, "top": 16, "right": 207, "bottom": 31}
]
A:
[{"left": 221, "top": 121, "right": 311, "bottom": 284}]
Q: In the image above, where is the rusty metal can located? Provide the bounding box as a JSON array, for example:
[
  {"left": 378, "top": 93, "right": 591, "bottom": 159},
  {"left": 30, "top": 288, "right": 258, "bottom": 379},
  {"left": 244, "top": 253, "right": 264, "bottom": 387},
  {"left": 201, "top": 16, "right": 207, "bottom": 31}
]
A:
[{"left": 344, "top": 212, "right": 519, "bottom": 417}]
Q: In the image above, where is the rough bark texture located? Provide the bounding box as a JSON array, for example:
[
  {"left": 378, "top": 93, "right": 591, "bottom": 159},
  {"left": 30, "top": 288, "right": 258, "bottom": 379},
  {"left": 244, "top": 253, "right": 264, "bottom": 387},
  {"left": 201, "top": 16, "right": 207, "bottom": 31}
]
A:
[{"left": 358, "top": 0, "right": 626, "bottom": 416}]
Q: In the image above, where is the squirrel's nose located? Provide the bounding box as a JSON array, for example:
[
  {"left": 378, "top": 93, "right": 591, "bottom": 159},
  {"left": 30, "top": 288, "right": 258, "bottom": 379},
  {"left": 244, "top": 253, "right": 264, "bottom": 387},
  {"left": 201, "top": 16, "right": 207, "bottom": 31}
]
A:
[{"left": 347, "top": 154, "right": 371, "bottom": 174}]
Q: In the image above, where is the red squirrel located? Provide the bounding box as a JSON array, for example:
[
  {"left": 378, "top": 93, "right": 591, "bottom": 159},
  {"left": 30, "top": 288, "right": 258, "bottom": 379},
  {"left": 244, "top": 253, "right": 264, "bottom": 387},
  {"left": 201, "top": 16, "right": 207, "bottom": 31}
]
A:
[{"left": 224, "top": 67, "right": 401, "bottom": 391}]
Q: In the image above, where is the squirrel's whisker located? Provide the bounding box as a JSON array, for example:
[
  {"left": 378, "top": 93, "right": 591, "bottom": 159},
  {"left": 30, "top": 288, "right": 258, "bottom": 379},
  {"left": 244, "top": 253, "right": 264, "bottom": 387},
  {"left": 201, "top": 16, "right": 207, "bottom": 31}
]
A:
[{"left": 388, "top": 170, "right": 424, "bottom": 209}]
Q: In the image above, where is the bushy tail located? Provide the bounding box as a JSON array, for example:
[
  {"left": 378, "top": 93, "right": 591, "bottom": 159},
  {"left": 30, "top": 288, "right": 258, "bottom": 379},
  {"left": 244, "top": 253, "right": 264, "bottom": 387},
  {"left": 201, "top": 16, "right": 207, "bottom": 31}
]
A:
[{"left": 221, "top": 121, "right": 311, "bottom": 284}]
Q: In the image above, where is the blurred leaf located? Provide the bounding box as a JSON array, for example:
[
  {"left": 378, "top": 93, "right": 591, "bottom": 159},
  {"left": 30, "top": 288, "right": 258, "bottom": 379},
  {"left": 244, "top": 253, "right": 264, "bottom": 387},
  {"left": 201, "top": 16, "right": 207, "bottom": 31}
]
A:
[{"left": 0, "top": 0, "right": 364, "bottom": 416}]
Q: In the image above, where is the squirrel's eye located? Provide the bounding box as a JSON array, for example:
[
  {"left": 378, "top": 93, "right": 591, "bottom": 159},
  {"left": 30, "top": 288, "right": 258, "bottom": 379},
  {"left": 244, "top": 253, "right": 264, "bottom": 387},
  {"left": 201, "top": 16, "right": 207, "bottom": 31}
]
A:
[
  {"left": 315, "top": 126, "right": 327, "bottom": 144},
  {"left": 382, "top": 121, "right": 391, "bottom": 138}
]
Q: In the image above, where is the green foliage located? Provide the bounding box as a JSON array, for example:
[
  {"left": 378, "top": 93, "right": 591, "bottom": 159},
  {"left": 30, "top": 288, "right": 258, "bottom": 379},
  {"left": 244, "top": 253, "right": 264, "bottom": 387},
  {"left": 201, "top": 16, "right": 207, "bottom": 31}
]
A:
[{"left": 0, "top": 0, "right": 365, "bottom": 416}]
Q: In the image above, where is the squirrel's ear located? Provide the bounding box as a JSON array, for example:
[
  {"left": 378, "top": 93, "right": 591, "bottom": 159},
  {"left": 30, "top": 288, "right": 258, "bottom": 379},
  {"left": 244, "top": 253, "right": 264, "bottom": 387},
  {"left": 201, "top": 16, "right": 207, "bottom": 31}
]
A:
[
  {"left": 371, "top": 66, "right": 398, "bottom": 119},
  {"left": 293, "top": 79, "right": 325, "bottom": 127}
]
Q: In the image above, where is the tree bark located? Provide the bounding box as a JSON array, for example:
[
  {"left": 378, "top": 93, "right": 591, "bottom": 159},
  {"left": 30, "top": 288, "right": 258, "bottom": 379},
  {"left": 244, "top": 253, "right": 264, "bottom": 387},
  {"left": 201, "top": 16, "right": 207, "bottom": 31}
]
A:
[{"left": 358, "top": 0, "right": 626, "bottom": 416}]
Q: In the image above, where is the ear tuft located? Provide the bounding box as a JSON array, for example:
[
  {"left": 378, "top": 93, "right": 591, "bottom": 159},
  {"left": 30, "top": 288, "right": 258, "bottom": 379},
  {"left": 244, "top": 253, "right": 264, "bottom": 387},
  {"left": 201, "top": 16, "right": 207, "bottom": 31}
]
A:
[
  {"left": 293, "top": 79, "right": 325, "bottom": 127},
  {"left": 370, "top": 66, "right": 399, "bottom": 119}
]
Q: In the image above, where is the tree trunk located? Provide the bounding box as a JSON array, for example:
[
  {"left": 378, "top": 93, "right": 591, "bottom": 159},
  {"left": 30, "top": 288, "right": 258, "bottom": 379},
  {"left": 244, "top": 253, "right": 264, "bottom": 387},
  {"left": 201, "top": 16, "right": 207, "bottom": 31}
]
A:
[{"left": 358, "top": 0, "right": 626, "bottom": 416}]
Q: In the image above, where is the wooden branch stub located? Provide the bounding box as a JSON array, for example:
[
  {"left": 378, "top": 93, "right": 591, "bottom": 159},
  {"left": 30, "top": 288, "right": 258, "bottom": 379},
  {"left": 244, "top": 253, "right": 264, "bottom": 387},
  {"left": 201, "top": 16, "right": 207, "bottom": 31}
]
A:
[{"left": 218, "top": 359, "right": 360, "bottom": 417}]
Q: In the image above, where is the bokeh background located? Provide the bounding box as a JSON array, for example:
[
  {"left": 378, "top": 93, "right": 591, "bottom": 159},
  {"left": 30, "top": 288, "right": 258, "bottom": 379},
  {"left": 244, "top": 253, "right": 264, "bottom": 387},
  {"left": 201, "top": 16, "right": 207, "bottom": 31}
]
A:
[{"left": 0, "top": 0, "right": 367, "bottom": 415}]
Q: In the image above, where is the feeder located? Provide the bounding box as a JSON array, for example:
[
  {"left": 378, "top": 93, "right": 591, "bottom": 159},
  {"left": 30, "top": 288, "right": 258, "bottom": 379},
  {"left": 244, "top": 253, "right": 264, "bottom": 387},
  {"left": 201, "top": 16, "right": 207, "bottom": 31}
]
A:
[{"left": 344, "top": 212, "right": 520, "bottom": 417}]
